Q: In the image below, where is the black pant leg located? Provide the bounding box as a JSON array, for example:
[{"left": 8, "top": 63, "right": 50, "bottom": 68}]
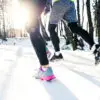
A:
[
  {"left": 29, "top": 22, "right": 49, "bottom": 65},
  {"left": 68, "top": 22, "right": 94, "bottom": 48},
  {"left": 48, "top": 24, "right": 60, "bottom": 52}
]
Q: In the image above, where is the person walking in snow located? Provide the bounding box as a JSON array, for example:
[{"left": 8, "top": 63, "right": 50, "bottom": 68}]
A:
[
  {"left": 43, "top": 0, "right": 100, "bottom": 63},
  {"left": 20, "top": 0, "right": 55, "bottom": 81}
]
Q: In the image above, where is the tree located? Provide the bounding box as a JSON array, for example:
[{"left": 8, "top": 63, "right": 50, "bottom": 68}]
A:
[
  {"left": 0, "top": 0, "right": 7, "bottom": 40},
  {"left": 76, "top": 0, "right": 80, "bottom": 25},
  {"left": 93, "top": 0, "right": 98, "bottom": 36},
  {"left": 97, "top": 0, "right": 100, "bottom": 43},
  {"left": 81, "top": 0, "right": 85, "bottom": 27},
  {"left": 86, "top": 0, "right": 94, "bottom": 40}
]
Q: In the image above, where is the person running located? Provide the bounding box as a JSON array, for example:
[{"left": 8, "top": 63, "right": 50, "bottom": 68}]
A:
[
  {"left": 20, "top": 0, "right": 55, "bottom": 81},
  {"left": 44, "top": 0, "right": 100, "bottom": 63}
]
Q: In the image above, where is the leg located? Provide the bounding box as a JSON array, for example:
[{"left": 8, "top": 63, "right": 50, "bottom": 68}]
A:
[
  {"left": 29, "top": 21, "right": 49, "bottom": 65},
  {"left": 64, "top": 2, "right": 94, "bottom": 48},
  {"left": 64, "top": 2, "right": 100, "bottom": 65},
  {"left": 49, "top": 1, "right": 70, "bottom": 50},
  {"left": 68, "top": 22, "right": 94, "bottom": 48},
  {"left": 48, "top": 1, "right": 70, "bottom": 61},
  {"left": 48, "top": 24, "right": 60, "bottom": 52},
  {"left": 25, "top": 1, "right": 55, "bottom": 80}
]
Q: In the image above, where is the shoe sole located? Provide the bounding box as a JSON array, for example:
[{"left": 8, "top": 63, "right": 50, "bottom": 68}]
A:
[
  {"left": 50, "top": 58, "right": 64, "bottom": 62},
  {"left": 40, "top": 75, "right": 56, "bottom": 81}
]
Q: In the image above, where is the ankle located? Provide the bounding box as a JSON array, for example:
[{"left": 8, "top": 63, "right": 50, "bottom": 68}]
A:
[
  {"left": 41, "top": 64, "right": 49, "bottom": 71},
  {"left": 55, "top": 51, "right": 61, "bottom": 56},
  {"left": 41, "top": 64, "right": 49, "bottom": 68}
]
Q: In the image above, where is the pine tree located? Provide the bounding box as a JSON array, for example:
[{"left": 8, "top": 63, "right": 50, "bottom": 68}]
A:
[{"left": 97, "top": 0, "right": 100, "bottom": 43}]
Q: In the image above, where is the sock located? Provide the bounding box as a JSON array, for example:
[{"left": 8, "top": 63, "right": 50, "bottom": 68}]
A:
[
  {"left": 42, "top": 67, "right": 48, "bottom": 71},
  {"left": 55, "top": 51, "right": 60, "bottom": 56}
]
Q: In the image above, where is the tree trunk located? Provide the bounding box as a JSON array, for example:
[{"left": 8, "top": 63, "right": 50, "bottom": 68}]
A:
[
  {"left": 81, "top": 0, "right": 85, "bottom": 27},
  {"left": 97, "top": 0, "right": 100, "bottom": 43},
  {"left": 86, "top": 0, "right": 94, "bottom": 40},
  {"left": 2, "top": 10, "right": 6, "bottom": 40},
  {"left": 76, "top": 0, "right": 80, "bottom": 25}
]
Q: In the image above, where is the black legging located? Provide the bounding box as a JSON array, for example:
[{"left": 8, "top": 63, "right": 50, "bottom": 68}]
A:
[
  {"left": 68, "top": 22, "right": 94, "bottom": 48},
  {"left": 27, "top": 1, "right": 49, "bottom": 65},
  {"left": 48, "top": 24, "right": 60, "bottom": 52},
  {"left": 29, "top": 23, "right": 49, "bottom": 65}
]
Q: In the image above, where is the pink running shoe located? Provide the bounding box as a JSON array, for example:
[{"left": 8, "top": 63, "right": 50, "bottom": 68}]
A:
[{"left": 35, "top": 67, "right": 55, "bottom": 81}]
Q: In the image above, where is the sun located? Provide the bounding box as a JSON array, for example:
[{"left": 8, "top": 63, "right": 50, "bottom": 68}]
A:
[{"left": 9, "top": 0, "right": 30, "bottom": 29}]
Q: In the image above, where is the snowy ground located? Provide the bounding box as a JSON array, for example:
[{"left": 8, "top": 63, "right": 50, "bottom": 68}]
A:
[{"left": 0, "top": 37, "right": 100, "bottom": 100}]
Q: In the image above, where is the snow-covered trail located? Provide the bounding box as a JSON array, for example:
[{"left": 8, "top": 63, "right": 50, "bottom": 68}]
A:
[
  {"left": 0, "top": 38, "right": 100, "bottom": 100},
  {"left": 0, "top": 45, "right": 22, "bottom": 99}
]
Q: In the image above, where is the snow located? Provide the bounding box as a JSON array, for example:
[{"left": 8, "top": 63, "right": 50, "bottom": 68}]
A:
[{"left": 0, "top": 37, "right": 100, "bottom": 100}]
